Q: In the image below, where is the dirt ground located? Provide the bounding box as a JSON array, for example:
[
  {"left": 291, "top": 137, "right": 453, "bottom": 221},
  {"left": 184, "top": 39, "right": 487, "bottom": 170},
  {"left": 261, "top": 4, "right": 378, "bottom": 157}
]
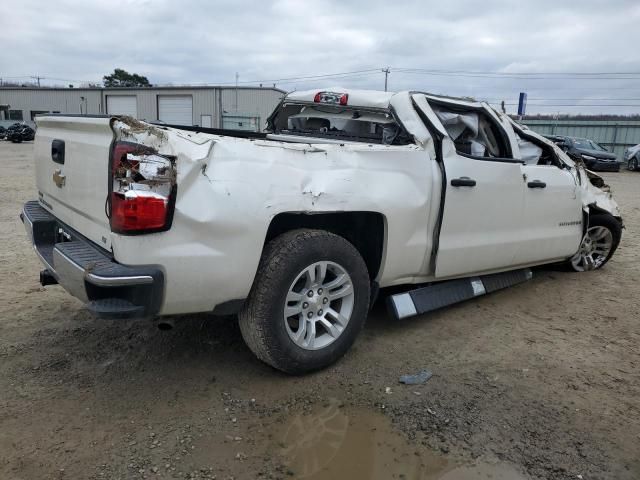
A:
[{"left": 1, "top": 141, "right": 638, "bottom": 480}]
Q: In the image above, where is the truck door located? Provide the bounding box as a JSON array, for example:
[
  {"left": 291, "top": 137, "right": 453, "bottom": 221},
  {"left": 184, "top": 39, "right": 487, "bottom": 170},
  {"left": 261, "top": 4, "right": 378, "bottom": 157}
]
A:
[
  {"left": 511, "top": 127, "right": 583, "bottom": 265},
  {"left": 415, "top": 97, "right": 527, "bottom": 278}
]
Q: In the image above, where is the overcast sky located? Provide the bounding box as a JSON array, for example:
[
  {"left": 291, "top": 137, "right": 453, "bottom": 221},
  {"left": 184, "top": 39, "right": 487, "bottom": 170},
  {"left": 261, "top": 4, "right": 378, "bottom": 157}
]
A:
[{"left": 1, "top": 0, "right": 640, "bottom": 114}]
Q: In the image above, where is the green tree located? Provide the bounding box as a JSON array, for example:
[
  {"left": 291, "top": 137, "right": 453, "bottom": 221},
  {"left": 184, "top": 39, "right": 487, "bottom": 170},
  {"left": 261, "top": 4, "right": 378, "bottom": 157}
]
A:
[{"left": 103, "top": 68, "right": 151, "bottom": 87}]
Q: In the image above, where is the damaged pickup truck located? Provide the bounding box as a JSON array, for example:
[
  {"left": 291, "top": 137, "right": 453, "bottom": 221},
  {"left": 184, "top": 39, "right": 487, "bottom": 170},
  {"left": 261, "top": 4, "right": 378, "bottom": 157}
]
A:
[{"left": 22, "top": 88, "right": 622, "bottom": 374}]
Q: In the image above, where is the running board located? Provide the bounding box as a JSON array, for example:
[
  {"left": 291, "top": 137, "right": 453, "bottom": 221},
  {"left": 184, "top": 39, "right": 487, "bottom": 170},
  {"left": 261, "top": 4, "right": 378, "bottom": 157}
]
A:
[{"left": 387, "top": 268, "right": 533, "bottom": 320}]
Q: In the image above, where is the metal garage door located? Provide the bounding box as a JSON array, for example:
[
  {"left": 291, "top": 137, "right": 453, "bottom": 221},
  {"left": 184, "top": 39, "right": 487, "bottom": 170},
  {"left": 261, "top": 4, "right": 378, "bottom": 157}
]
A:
[
  {"left": 158, "top": 95, "right": 193, "bottom": 125},
  {"left": 106, "top": 95, "right": 137, "bottom": 117}
]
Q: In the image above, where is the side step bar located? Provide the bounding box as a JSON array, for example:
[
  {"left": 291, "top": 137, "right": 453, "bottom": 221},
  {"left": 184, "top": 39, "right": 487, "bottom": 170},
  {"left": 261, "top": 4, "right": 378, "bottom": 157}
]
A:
[{"left": 387, "top": 268, "right": 533, "bottom": 320}]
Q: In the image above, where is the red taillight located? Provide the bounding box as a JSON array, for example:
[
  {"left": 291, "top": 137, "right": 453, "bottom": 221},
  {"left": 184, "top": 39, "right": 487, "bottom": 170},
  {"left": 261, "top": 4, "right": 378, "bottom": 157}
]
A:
[
  {"left": 111, "top": 192, "right": 168, "bottom": 231},
  {"left": 110, "top": 141, "right": 176, "bottom": 234},
  {"left": 313, "top": 91, "right": 348, "bottom": 106}
]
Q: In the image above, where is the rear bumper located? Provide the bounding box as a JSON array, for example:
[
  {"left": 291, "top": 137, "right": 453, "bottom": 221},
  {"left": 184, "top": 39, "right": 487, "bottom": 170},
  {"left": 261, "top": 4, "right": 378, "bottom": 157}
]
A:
[{"left": 21, "top": 200, "right": 164, "bottom": 319}]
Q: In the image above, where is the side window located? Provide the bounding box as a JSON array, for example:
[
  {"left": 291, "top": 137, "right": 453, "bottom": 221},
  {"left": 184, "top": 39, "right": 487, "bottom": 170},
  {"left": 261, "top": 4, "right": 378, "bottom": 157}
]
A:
[
  {"left": 431, "top": 105, "right": 510, "bottom": 159},
  {"left": 516, "top": 131, "right": 562, "bottom": 168},
  {"left": 9, "top": 109, "right": 23, "bottom": 121}
]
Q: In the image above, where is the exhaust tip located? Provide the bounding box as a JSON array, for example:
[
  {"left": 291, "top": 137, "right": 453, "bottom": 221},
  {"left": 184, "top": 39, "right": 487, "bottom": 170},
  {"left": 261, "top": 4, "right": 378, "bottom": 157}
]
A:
[
  {"left": 40, "top": 269, "right": 58, "bottom": 286},
  {"left": 157, "top": 319, "right": 174, "bottom": 331}
]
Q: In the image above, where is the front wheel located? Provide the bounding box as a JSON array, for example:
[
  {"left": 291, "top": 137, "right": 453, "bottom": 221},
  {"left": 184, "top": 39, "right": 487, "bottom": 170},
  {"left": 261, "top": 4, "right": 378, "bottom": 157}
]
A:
[
  {"left": 569, "top": 214, "right": 622, "bottom": 272},
  {"left": 239, "top": 229, "right": 370, "bottom": 374}
]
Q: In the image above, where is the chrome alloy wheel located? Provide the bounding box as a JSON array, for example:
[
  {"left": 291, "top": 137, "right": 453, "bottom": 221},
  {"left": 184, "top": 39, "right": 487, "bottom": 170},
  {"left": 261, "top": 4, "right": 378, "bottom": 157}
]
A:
[
  {"left": 570, "top": 226, "right": 614, "bottom": 271},
  {"left": 284, "top": 261, "right": 355, "bottom": 350}
]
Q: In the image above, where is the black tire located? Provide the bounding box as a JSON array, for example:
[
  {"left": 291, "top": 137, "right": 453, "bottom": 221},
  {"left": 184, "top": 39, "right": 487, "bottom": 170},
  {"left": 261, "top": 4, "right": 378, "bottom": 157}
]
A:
[
  {"left": 568, "top": 213, "right": 622, "bottom": 272},
  {"left": 239, "top": 229, "right": 370, "bottom": 374}
]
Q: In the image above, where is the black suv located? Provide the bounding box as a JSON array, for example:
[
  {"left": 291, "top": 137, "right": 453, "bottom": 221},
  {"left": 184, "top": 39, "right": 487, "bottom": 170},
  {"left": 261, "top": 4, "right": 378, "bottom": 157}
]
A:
[{"left": 544, "top": 135, "right": 620, "bottom": 172}]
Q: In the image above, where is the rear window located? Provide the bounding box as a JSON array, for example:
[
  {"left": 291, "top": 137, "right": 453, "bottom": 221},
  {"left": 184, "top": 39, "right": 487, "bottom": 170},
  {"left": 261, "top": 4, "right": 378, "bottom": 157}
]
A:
[{"left": 268, "top": 104, "right": 412, "bottom": 145}]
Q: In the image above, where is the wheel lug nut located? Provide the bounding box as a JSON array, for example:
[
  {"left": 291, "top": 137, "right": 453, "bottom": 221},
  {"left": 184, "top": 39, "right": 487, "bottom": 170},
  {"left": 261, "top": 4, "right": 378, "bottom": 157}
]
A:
[
  {"left": 317, "top": 309, "right": 323, "bottom": 316},
  {"left": 307, "top": 290, "right": 314, "bottom": 297},
  {"left": 322, "top": 297, "right": 328, "bottom": 304},
  {"left": 307, "top": 312, "right": 313, "bottom": 319},
  {"left": 317, "top": 288, "right": 323, "bottom": 295},
  {"left": 303, "top": 302, "right": 309, "bottom": 309}
]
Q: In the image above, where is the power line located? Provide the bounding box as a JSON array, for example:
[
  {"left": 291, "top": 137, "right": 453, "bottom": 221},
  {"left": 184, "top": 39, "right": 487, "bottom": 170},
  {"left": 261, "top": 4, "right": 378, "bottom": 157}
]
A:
[
  {"left": 145, "top": 69, "right": 384, "bottom": 87},
  {"left": 491, "top": 102, "right": 640, "bottom": 107},
  {"left": 272, "top": 71, "right": 383, "bottom": 85},
  {"left": 393, "top": 67, "right": 640, "bottom": 76},
  {"left": 484, "top": 98, "right": 640, "bottom": 101},
  {"left": 6, "top": 67, "right": 640, "bottom": 87},
  {"left": 231, "top": 69, "right": 382, "bottom": 85},
  {"left": 393, "top": 69, "right": 640, "bottom": 80},
  {"left": 396, "top": 67, "right": 640, "bottom": 75},
  {"left": 512, "top": 104, "right": 640, "bottom": 107}
]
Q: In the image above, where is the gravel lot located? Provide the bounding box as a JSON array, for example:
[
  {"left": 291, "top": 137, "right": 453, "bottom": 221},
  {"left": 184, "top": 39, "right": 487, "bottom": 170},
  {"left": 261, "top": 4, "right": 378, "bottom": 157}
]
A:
[{"left": 1, "top": 141, "right": 638, "bottom": 480}]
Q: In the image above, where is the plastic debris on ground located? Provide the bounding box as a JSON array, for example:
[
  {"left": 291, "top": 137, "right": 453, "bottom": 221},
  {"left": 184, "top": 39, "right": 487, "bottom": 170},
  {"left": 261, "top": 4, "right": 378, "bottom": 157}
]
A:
[{"left": 399, "top": 369, "right": 433, "bottom": 385}]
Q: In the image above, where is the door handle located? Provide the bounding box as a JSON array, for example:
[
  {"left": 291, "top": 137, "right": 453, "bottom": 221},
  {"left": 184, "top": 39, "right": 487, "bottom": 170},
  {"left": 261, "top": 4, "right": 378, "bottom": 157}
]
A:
[
  {"left": 451, "top": 177, "right": 476, "bottom": 187},
  {"left": 527, "top": 180, "right": 547, "bottom": 189},
  {"left": 51, "top": 139, "right": 65, "bottom": 164}
]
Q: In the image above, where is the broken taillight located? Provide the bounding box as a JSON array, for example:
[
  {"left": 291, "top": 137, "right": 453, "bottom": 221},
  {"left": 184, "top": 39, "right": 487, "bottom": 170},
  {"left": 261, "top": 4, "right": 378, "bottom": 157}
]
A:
[{"left": 110, "top": 142, "right": 176, "bottom": 234}]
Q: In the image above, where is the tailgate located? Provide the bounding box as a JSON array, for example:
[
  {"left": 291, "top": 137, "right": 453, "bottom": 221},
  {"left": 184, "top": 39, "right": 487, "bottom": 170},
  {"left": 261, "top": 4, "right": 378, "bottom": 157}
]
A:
[{"left": 34, "top": 116, "right": 114, "bottom": 250}]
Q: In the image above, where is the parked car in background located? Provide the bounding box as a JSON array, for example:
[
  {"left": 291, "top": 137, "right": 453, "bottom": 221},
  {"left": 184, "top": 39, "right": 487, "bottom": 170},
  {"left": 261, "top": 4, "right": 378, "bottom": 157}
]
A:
[
  {"left": 545, "top": 135, "right": 620, "bottom": 172},
  {"left": 625, "top": 144, "right": 640, "bottom": 171}
]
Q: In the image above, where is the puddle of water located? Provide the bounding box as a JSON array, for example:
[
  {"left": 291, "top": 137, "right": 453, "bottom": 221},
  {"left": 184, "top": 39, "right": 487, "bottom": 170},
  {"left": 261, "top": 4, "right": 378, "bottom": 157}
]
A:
[{"left": 277, "top": 400, "right": 529, "bottom": 480}]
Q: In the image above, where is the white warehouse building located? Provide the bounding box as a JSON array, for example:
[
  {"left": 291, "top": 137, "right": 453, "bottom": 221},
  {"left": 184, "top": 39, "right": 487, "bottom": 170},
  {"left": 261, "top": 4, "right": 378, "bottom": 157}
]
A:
[{"left": 0, "top": 85, "right": 286, "bottom": 131}]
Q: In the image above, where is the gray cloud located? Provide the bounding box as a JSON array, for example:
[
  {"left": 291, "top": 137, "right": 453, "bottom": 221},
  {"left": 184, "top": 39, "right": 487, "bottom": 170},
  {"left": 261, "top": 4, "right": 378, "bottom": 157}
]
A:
[{"left": 1, "top": 0, "right": 639, "bottom": 114}]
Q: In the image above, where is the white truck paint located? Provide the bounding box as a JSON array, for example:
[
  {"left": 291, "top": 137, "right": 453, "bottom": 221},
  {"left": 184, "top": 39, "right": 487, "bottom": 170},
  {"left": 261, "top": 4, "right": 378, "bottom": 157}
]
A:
[{"left": 24, "top": 88, "right": 622, "bottom": 372}]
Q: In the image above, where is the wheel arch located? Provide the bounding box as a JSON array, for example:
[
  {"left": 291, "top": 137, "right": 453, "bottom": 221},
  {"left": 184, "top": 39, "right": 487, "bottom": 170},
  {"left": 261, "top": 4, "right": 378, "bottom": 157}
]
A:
[
  {"left": 264, "top": 211, "right": 387, "bottom": 281},
  {"left": 586, "top": 204, "right": 623, "bottom": 227}
]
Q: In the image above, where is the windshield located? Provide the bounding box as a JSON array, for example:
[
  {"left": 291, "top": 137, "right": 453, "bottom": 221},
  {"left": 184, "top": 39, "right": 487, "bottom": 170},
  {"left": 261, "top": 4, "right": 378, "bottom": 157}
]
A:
[{"left": 268, "top": 103, "right": 412, "bottom": 145}]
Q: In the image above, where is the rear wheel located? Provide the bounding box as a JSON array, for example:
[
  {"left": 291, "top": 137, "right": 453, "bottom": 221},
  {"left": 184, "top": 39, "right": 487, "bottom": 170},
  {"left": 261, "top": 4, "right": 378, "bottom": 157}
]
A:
[
  {"left": 239, "top": 229, "right": 370, "bottom": 374},
  {"left": 569, "top": 214, "right": 622, "bottom": 272}
]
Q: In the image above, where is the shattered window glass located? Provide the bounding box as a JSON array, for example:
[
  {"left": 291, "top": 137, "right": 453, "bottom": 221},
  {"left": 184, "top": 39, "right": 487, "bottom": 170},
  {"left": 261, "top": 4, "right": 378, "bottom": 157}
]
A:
[
  {"left": 271, "top": 104, "right": 412, "bottom": 145},
  {"left": 431, "top": 105, "right": 508, "bottom": 159}
]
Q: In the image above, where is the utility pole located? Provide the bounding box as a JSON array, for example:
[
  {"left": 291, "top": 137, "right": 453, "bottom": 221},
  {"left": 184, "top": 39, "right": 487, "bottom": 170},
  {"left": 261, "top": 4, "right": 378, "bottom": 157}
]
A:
[
  {"left": 382, "top": 67, "right": 390, "bottom": 92},
  {"left": 31, "top": 75, "right": 42, "bottom": 87},
  {"left": 235, "top": 72, "right": 239, "bottom": 112}
]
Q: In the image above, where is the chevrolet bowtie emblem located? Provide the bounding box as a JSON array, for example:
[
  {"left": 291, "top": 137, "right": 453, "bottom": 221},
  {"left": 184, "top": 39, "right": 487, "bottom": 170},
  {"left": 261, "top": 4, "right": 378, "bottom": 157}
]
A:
[{"left": 53, "top": 169, "right": 66, "bottom": 188}]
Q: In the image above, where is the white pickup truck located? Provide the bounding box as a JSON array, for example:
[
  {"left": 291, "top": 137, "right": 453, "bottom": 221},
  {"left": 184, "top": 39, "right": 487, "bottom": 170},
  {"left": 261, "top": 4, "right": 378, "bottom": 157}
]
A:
[{"left": 22, "top": 88, "right": 622, "bottom": 373}]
